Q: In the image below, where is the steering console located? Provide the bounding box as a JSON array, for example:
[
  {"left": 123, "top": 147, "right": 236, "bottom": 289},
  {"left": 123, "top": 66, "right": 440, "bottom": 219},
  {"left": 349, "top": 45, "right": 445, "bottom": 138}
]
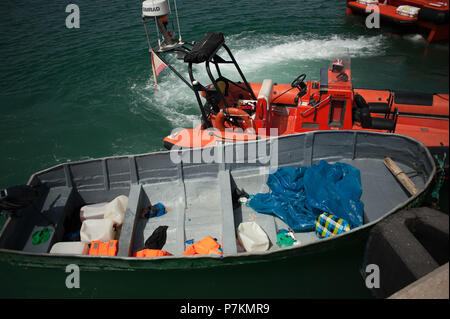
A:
[{"left": 291, "top": 73, "right": 307, "bottom": 89}]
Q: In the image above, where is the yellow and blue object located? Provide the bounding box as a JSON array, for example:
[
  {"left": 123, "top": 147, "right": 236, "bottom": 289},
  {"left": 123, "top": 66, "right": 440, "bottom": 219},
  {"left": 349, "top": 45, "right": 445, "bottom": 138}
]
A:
[{"left": 315, "top": 212, "right": 351, "bottom": 238}]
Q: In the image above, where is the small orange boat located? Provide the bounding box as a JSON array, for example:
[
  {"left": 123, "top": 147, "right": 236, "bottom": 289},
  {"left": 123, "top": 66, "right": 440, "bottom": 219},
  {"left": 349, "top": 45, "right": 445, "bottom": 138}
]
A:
[
  {"left": 154, "top": 32, "right": 448, "bottom": 165},
  {"left": 137, "top": 10, "right": 448, "bottom": 165},
  {"left": 346, "top": 0, "right": 449, "bottom": 42}
]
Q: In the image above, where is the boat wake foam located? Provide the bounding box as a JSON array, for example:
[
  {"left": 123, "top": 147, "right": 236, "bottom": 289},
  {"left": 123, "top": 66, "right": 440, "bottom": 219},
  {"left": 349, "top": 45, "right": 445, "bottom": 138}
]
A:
[{"left": 227, "top": 32, "right": 386, "bottom": 70}]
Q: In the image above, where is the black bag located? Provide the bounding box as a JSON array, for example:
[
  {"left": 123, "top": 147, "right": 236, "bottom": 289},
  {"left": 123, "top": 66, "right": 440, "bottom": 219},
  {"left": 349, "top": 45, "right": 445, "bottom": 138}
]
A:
[
  {"left": 144, "top": 225, "right": 169, "bottom": 250},
  {"left": 0, "top": 185, "right": 39, "bottom": 211}
]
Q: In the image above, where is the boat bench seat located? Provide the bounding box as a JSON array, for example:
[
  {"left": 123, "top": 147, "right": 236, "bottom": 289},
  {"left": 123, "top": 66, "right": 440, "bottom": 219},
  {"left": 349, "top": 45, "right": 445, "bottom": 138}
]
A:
[
  {"left": 117, "top": 184, "right": 145, "bottom": 257},
  {"left": 22, "top": 187, "right": 75, "bottom": 254}
]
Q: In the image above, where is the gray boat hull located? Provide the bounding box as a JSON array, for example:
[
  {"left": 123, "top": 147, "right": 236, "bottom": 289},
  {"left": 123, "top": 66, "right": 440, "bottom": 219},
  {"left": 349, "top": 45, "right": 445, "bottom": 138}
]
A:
[{"left": 0, "top": 131, "right": 436, "bottom": 281}]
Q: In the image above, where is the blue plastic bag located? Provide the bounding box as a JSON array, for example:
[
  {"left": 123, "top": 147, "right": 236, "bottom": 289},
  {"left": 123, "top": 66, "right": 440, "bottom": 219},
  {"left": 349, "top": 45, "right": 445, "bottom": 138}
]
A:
[{"left": 249, "top": 161, "right": 364, "bottom": 232}]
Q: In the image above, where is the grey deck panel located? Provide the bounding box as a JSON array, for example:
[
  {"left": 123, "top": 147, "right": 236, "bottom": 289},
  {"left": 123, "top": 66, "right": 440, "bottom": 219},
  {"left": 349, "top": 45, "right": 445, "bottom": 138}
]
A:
[
  {"left": 294, "top": 231, "right": 320, "bottom": 246},
  {"left": 183, "top": 177, "right": 222, "bottom": 252},
  {"left": 117, "top": 184, "right": 144, "bottom": 257},
  {"left": 218, "top": 169, "right": 237, "bottom": 254},
  {"left": 22, "top": 186, "right": 75, "bottom": 253},
  {"left": 175, "top": 177, "right": 187, "bottom": 255},
  {"left": 105, "top": 157, "right": 131, "bottom": 189},
  {"left": 136, "top": 181, "right": 185, "bottom": 255},
  {"left": 339, "top": 158, "right": 426, "bottom": 223},
  {"left": 230, "top": 170, "right": 280, "bottom": 251},
  {"left": 254, "top": 212, "right": 279, "bottom": 251}
]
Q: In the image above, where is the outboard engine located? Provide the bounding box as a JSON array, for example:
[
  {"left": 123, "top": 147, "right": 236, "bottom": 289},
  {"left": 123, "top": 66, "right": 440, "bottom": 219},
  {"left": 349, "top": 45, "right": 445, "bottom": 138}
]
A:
[{"left": 0, "top": 184, "right": 39, "bottom": 212}]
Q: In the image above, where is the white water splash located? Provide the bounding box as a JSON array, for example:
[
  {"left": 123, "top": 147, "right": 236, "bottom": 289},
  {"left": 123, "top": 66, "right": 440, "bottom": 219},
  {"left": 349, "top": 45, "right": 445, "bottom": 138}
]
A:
[
  {"left": 227, "top": 33, "right": 386, "bottom": 71},
  {"left": 403, "top": 34, "right": 427, "bottom": 44},
  {"left": 130, "top": 71, "right": 199, "bottom": 127}
]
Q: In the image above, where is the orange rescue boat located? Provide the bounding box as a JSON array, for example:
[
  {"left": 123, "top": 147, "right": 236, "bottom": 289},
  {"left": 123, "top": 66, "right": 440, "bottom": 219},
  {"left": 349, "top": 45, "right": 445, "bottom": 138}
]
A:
[{"left": 138, "top": 28, "right": 448, "bottom": 167}]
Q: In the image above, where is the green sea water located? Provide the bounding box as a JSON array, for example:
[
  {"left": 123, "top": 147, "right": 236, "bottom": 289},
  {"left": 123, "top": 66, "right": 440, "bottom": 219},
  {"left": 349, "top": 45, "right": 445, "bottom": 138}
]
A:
[{"left": 0, "top": 0, "right": 448, "bottom": 298}]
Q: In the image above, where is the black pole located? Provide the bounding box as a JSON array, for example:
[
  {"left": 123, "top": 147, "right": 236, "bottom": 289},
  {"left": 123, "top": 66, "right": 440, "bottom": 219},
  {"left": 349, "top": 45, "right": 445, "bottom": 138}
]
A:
[
  {"left": 155, "top": 52, "right": 194, "bottom": 90},
  {"left": 188, "top": 62, "right": 211, "bottom": 128},
  {"left": 222, "top": 44, "right": 256, "bottom": 100},
  {"left": 213, "top": 59, "right": 222, "bottom": 78}
]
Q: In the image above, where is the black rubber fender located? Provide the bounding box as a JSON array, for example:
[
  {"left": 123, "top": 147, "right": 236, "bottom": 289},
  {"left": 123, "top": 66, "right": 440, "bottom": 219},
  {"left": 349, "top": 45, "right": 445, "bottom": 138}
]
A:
[
  {"left": 354, "top": 94, "right": 372, "bottom": 128},
  {"left": 367, "top": 102, "right": 390, "bottom": 114}
]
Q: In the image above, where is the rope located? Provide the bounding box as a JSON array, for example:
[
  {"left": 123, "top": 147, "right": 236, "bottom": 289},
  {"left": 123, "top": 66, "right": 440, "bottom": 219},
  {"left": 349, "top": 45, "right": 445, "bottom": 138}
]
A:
[
  {"left": 143, "top": 21, "right": 153, "bottom": 52},
  {"left": 173, "top": 0, "right": 182, "bottom": 42},
  {"left": 436, "top": 94, "right": 449, "bottom": 101},
  {"left": 166, "top": 0, "right": 175, "bottom": 33},
  {"left": 431, "top": 152, "right": 446, "bottom": 208},
  {"left": 154, "top": 17, "right": 161, "bottom": 47}
]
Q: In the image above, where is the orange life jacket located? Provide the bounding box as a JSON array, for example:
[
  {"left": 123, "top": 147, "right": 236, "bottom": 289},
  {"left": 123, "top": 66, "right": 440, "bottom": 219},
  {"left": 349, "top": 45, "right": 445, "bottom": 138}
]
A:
[
  {"left": 182, "top": 236, "right": 223, "bottom": 256},
  {"left": 88, "top": 240, "right": 118, "bottom": 256},
  {"left": 134, "top": 249, "right": 172, "bottom": 258}
]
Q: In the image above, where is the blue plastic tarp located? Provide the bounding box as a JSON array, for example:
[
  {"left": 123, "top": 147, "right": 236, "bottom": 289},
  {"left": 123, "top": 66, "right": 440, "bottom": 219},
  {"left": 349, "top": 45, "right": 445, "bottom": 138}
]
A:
[{"left": 248, "top": 160, "right": 364, "bottom": 232}]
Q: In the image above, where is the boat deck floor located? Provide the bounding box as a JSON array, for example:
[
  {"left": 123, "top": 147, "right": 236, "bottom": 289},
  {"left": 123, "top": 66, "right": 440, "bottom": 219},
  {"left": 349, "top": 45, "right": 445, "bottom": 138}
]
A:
[{"left": 131, "top": 158, "right": 427, "bottom": 256}]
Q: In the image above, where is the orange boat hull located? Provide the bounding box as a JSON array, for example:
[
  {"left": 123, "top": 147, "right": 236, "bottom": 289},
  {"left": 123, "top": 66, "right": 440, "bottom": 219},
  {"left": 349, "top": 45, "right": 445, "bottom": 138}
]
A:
[
  {"left": 346, "top": 0, "right": 449, "bottom": 42},
  {"left": 165, "top": 81, "right": 448, "bottom": 149}
]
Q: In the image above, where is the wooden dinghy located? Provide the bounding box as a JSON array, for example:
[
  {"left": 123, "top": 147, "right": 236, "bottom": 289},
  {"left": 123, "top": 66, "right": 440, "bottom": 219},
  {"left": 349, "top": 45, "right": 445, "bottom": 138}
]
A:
[{"left": 0, "top": 131, "right": 436, "bottom": 273}]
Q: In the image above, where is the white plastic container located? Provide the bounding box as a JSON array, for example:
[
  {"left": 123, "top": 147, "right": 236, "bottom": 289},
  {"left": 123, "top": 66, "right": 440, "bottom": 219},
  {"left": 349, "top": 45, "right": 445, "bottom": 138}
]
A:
[
  {"left": 80, "top": 219, "right": 116, "bottom": 243},
  {"left": 49, "top": 242, "right": 89, "bottom": 255},
  {"left": 103, "top": 195, "right": 128, "bottom": 226},
  {"left": 357, "top": 0, "right": 379, "bottom": 5},
  {"left": 80, "top": 202, "right": 108, "bottom": 221},
  {"left": 80, "top": 195, "right": 128, "bottom": 226},
  {"left": 237, "top": 222, "right": 270, "bottom": 252},
  {"left": 397, "top": 5, "right": 420, "bottom": 18}
]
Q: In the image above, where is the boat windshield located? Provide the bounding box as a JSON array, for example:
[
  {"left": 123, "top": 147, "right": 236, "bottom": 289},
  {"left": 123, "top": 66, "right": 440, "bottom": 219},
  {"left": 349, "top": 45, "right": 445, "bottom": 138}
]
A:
[{"left": 327, "top": 48, "right": 352, "bottom": 91}]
